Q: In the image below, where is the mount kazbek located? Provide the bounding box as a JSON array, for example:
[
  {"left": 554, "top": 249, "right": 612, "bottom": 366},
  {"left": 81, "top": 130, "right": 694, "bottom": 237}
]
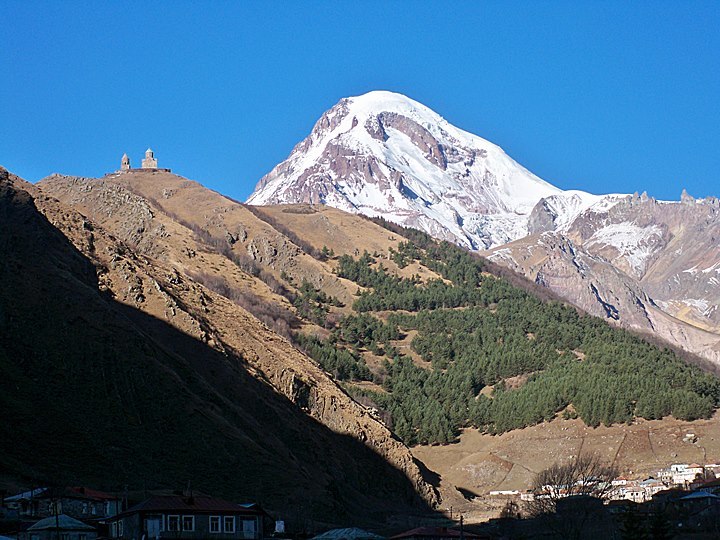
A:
[{"left": 248, "top": 90, "right": 720, "bottom": 365}]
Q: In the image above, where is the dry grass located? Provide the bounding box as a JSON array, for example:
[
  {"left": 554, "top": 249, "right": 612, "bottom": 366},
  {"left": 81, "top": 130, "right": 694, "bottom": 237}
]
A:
[{"left": 412, "top": 413, "right": 720, "bottom": 523}]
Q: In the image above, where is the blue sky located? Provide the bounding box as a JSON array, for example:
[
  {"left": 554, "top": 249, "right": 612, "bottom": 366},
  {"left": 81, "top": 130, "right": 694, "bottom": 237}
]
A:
[{"left": 1, "top": 1, "right": 718, "bottom": 201}]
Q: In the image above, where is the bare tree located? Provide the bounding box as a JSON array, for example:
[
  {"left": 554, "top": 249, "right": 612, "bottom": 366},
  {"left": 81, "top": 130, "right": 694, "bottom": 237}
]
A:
[
  {"left": 526, "top": 453, "right": 618, "bottom": 517},
  {"left": 522, "top": 455, "right": 620, "bottom": 539}
]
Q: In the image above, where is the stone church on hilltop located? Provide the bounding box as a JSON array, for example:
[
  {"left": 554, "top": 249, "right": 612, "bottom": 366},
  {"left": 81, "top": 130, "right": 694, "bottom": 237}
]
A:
[{"left": 119, "top": 148, "right": 170, "bottom": 172}]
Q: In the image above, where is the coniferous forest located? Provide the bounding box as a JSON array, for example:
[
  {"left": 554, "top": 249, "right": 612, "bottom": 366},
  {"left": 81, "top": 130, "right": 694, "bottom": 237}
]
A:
[{"left": 296, "top": 228, "right": 720, "bottom": 446}]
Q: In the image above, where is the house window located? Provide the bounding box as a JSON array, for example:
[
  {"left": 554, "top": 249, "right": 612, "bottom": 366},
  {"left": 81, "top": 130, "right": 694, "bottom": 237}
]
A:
[
  {"left": 210, "top": 516, "right": 221, "bottom": 533},
  {"left": 118, "top": 521, "right": 124, "bottom": 536},
  {"left": 82, "top": 503, "right": 89, "bottom": 514},
  {"left": 30, "top": 535, "right": 39, "bottom": 540},
  {"left": 167, "top": 515, "right": 181, "bottom": 532},
  {"left": 224, "top": 516, "right": 235, "bottom": 533},
  {"left": 80, "top": 534, "right": 87, "bottom": 540},
  {"left": 60, "top": 534, "right": 69, "bottom": 540},
  {"left": 182, "top": 516, "right": 195, "bottom": 532}
]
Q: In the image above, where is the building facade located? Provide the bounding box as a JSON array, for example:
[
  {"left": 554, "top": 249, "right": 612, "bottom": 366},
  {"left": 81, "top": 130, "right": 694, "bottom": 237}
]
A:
[
  {"left": 4, "top": 487, "right": 121, "bottom": 521},
  {"left": 109, "top": 496, "right": 263, "bottom": 540}
]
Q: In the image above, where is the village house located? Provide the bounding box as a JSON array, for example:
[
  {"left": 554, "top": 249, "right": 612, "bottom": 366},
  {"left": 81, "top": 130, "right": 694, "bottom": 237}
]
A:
[
  {"left": 311, "top": 528, "right": 385, "bottom": 540},
  {"left": 3, "top": 488, "right": 48, "bottom": 519},
  {"left": 610, "top": 472, "right": 685, "bottom": 503},
  {"left": 3, "top": 487, "right": 121, "bottom": 521},
  {"left": 623, "top": 486, "right": 646, "bottom": 503},
  {"left": 21, "top": 514, "right": 97, "bottom": 540},
  {"left": 108, "top": 495, "right": 264, "bottom": 540},
  {"left": 661, "top": 463, "right": 707, "bottom": 486},
  {"left": 611, "top": 476, "right": 629, "bottom": 487},
  {"left": 638, "top": 478, "right": 666, "bottom": 498},
  {"left": 519, "top": 491, "right": 535, "bottom": 502},
  {"left": 695, "top": 477, "right": 720, "bottom": 493},
  {"left": 487, "top": 490, "right": 520, "bottom": 498},
  {"left": 670, "top": 491, "right": 720, "bottom": 531}
]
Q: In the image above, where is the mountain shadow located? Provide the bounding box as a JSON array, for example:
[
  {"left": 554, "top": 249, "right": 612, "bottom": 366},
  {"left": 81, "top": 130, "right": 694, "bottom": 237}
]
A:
[{"left": 0, "top": 172, "right": 436, "bottom": 528}]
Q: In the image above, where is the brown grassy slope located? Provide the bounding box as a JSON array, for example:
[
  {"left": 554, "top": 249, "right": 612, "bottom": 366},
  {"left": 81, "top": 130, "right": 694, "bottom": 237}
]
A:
[
  {"left": 257, "top": 204, "right": 443, "bottom": 283},
  {"left": 412, "top": 415, "right": 720, "bottom": 523},
  {"left": 0, "top": 168, "right": 437, "bottom": 525},
  {"left": 37, "top": 172, "right": 295, "bottom": 313},
  {"left": 40, "top": 171, "right": 354, "bottom": 306}
]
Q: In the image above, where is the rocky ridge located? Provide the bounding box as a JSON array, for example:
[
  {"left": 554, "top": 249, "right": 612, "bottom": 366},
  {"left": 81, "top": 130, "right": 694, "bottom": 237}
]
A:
[{"left": 489, "top": 192, "right": 720, "bottom": 364}]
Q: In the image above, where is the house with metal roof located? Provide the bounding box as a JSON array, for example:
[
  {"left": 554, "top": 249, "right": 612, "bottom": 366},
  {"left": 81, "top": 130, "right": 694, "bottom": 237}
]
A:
[
  {"left": 22, "top": 514, "right": 97, "bottom": 540},
  {"left": 107, "top": 495, "right": 264, "bottom": 540},
  {"left": 311, "top": 528, "right": 385, "bottom": 540},
  {"left": 3, "top": 487, "right": 121, "bottom": 521}
]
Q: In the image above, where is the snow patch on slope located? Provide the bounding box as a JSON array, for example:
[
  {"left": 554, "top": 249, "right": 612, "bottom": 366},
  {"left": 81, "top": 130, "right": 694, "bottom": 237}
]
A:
[{"left": 586, "top": 222, "right": 663, "bottom": 275}]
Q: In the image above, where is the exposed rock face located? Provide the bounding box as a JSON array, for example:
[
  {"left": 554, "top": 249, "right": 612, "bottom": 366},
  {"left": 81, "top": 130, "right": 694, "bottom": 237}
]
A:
[
  {"left": 527, "top": 199, "right": 559, "bottom": 234},
  {"left": 564, "top": 193, "right": 720, "bottom": 329},
  {"left": 40, "top": 174, "right": 170, "bottom": 258},
  {"left": 488, "top": 193, "right": 720, "bottom": 365}
]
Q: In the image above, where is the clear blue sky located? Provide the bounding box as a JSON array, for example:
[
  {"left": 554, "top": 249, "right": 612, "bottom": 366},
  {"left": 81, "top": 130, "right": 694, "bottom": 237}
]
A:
[{"left": 2, "top": 1, "right": 718, "bottom": 201}]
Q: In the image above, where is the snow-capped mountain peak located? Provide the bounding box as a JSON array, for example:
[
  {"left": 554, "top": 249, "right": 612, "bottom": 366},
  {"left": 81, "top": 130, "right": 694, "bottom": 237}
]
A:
[{"left": 248, "top": 90, "right": 618, "bottom": 249}]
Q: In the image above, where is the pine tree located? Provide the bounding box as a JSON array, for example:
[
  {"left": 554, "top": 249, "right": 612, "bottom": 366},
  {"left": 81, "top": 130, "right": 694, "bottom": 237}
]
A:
[
  {"left": 649, "top": 511, "right": 673, "bottom": 540},
  {"left": 619, "top": 505, "right": 647, "bottom": 540}
]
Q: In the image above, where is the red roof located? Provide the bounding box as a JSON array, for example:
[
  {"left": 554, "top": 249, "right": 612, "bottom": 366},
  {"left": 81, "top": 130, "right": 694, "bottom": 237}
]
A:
[
  {"left": 391, "top": 527, "right": 484, "bottom": 540},
  {"left": 66, "top": 487, "right": 121, "bottom": 501},
  {"left": 33, "top": 487, "right": 120, "bottom": 502},
  {"left": 117, "top": 496, "right": 260, "bottom": 518}
]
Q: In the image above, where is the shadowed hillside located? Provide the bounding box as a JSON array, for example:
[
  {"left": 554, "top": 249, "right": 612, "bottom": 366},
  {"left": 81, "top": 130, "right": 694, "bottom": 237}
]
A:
[{"left": 0, "top": 169, "right": 436, "bottom": 527}]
